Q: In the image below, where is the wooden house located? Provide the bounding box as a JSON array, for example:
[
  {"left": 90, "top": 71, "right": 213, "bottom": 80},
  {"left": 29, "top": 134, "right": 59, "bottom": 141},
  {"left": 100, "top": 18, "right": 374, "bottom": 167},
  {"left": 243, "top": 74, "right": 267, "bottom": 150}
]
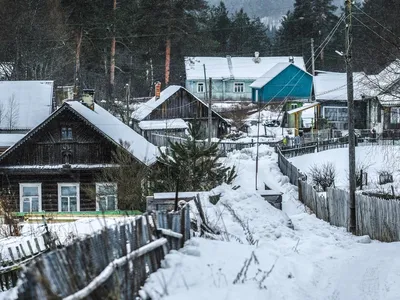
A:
[
  {"left": 131, "top": 85, "right": 229, "bottom": 139},
  {"left": 184, "top": 55, "right": 305, "bottom": 101},
  {"left": 314, "top": 71, "right": 381, "bottom": 131},
  {"left": 0, "top": 101, "right": 158, "bottom": 213}
]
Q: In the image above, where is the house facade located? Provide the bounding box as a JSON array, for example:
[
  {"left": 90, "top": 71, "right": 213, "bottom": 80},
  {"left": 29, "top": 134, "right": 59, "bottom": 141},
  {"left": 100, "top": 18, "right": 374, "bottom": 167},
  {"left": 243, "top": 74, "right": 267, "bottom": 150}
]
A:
[
  {"left": 0, "top": 101, "right": 157, "bottom": 213},
  {"left": 184, "top": 55, "right": 305, "bottom": 101},
  {"left": 314, "top": 71, "right": 381, "bottom": 131},
  {"left": 364, "top": 60, "right": 400, "bottom": 131},
  {"left": 131, "top": 85, "right": 229, "bottom": 139}
]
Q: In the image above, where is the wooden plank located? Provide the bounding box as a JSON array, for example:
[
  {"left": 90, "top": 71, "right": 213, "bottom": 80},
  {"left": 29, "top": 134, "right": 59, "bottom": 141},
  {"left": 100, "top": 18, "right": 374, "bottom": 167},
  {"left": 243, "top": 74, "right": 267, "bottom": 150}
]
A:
[
  {"left": 8, "top": 248, "right": 15, "bottom": 262},
  {"left": 26, "top": 241, "right": 34, "bottom": 256},
  {"left": 19, "top": 244, "right": 27, "bottom": 258},
  {"left": 34, "top": 238, "right": 41, "bottom": 253}
]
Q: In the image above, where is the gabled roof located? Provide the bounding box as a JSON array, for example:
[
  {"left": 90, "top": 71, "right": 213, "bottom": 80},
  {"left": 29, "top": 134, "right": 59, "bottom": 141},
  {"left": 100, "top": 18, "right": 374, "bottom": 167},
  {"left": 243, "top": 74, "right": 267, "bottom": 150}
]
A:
[
  {"left": 250, "top": 63, "right": 312, "bottom": 89},
  {"left": 185, "top": 56, "right": 306, "bottom": 80},
  {"left": 363, "top": 60, "right": 400, "bottom": 106},
  {"left": 0, "top": 81, "right": 53, "bottom": 130},
  {"left": 131, "top": 85, "right": 227, "bottom": 122},
  {"left": 314, "top": 71, "right": 369, "bottom": 101},
  {"left": 0, "top": 101, "right": 158, "bottom": 166}
]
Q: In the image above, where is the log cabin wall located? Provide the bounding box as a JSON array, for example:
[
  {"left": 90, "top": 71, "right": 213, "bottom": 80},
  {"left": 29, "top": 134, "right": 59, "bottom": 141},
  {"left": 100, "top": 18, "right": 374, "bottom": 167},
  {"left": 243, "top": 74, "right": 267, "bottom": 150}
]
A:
[
  {"left": 143, "top": 89, "right": 228, "bottom": 137},
  {"left": 1, "top": 170, "right": 99, "bottom": 211}
]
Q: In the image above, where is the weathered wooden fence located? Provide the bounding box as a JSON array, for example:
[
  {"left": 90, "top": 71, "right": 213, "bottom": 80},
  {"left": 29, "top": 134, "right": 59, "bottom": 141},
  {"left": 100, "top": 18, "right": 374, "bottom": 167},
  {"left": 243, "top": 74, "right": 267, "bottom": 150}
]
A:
[
  {"left": 277, "top": 148, "right": 400, "bottom": 242},
  {"left": 356, "top": 194, "right": 400, "bottom": 242},
  {"left": 16, "top": 206, "right": 191, "bottom": 299},
  {"left": 150, "top": 133, "right": 278, "bottom": 156},
  {"left": 277, "top": 148, "right": 306, "bottom": 186},
  {"left": 0, "top": 230, "right": 58, "bottom": 291}
]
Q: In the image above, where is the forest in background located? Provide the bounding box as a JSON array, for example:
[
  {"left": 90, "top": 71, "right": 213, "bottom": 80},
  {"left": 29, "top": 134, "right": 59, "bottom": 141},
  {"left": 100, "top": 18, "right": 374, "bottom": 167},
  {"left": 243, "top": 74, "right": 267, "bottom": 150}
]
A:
[{"left": 0, "top": 0, "right": 398, "bottom": 102}]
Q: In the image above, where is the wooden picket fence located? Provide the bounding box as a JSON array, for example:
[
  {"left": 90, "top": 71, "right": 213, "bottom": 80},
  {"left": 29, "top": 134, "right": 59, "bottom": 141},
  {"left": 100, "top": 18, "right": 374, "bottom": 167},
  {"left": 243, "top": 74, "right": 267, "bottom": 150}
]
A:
[
  {"left": 0, "top": 230, "right": 58, "bottom": 291},
  {"left": 278, "top": 148, "right": 400, "bottom": 242},
  {"left": 149, "top": 133, "right": 278, "bottom": 156},
  {"left": 16, "top": 206, "right": 191, "bottom": 299}
]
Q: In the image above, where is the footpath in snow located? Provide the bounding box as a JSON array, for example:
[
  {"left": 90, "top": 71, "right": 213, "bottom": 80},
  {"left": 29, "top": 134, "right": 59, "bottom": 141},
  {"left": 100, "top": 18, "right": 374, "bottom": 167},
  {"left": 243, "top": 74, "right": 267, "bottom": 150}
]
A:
[{"left": 140, "top": 145, "right": 400, "bottom": 300}]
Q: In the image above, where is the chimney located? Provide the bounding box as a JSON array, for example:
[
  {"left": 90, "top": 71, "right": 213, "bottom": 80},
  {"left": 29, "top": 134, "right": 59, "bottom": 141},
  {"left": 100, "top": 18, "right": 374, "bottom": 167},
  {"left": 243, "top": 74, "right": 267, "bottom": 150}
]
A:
[
  {"left": 253, "top": 51, "right": 261, "bottom": 63},
  {"left": 82, "top": 89, "right": 95, "bottom": 110},
  {"left": 155, "top": 81, "right": 161, "bottom": 99},
  {"left": 289, "top": 56, "right": 295, "bottom": 64}
]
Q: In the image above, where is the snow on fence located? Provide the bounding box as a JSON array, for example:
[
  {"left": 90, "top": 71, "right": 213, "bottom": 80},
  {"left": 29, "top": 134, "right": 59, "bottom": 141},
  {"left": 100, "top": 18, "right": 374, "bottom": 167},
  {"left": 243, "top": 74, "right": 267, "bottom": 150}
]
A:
[
  {"left": 149, "top": 133, "right": 278, "bottom": 156},
  {"left": 16, "top": 206, "right": 191, "bottom": 299},
  {"left": 277, "top": 148, "right": 400, "bottom": 242},
  {"left": 277, "top": 148, "right": 306, "bottom": 186},
  {"left": 0, "top": 231, "right": 58, "bottom": 291}
]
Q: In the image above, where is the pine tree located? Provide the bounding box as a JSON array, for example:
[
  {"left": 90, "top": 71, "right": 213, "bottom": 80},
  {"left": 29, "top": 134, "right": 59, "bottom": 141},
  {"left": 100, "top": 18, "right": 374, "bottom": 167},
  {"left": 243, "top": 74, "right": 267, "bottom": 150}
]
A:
[{"left": 151, "top": 120, "right": 237, "bottom": 209}]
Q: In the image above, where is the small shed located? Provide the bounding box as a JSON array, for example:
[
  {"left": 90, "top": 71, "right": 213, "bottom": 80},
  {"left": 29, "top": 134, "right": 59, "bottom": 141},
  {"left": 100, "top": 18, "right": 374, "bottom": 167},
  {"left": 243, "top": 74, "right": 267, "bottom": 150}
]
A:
[
  {"left": 131, "top": 85, "right": 229, "bottom": 139},
  {"left": 146, "top": 191, "right": 209, "bottom": 211}
]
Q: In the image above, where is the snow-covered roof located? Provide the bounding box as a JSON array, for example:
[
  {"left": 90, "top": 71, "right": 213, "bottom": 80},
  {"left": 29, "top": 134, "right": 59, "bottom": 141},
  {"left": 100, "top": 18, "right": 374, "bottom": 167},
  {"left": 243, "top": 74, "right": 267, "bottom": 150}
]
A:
[
  {"left": 67, "top": 101, "right": 158, "bottom": 166},
  {"left": 139, "top": 119, "right": 188, "bottom": 131},
  {"left": 185, "top": 56, "right": 306, "bottom": 80},
  {"left": 314, "top": 71, "right": 368, "bottom": 101},
  {"left": 131, "top": 85, "right": 227, "bottom": 122},
  {"left": 132, "top": 85, "right": 181, "bottom": 121},
  {"left": 250, "top": 63, "right": 311, "bottom": 89},
  {"left": 0, "top": 81, "right": 53, "bottom": 130},
  {"left": 0, "top": 133, "right": 25, "bottom": 147},
  {"left": 363, "top": 60, "right": 400, "bottom": 106},
  {"left": 153, "top": 191, "right": 209, "bottom": 200}
]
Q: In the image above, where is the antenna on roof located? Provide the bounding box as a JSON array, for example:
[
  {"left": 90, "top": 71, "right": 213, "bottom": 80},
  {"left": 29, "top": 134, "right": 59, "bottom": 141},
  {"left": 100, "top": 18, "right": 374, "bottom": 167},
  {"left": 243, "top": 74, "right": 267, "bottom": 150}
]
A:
[{"left": 253, "top": 51, "right": 261, "bottom": 63}]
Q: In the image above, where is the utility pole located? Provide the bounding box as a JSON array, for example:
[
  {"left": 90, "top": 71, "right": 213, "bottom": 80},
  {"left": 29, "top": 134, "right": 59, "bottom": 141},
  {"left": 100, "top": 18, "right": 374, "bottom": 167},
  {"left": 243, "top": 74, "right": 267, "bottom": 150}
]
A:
[
  {"left": 311, "top": 38, "right": 315, "bottom": 77},
  {"left": 345, "top": 0, "right": 356, "bottom": 234},
  {"left": 203, "top": 64, "right": 209, "bottom": 143},
  {"left": 208, "top": 77, "right": 212, "bottom": 145}
]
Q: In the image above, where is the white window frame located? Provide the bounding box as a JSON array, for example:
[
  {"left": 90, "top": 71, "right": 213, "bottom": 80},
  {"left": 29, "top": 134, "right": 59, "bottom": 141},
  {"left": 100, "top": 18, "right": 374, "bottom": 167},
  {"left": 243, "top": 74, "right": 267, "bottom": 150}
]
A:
[
  {"left": 323, "top": 106, "right": 348, "bottom": 122},
  {"left": 391, "top": 107, "right": 400, "bottom": 124},
  {"left": 95, "top": 183, "right": 118, "bottom": 211},
  {"left": 197, "top": 82, "right": 204, "bottom": 93},
  {"left": 19, "top": 183, "right": 42, "bottom": 213},
  {"left": 290, "top": 103, "right": 298, "bottom": 110},
  {"left": 58, "top": 183, "right": 80, "bottom": 212},
  {"left": 233, "top": 82, "right": 245, "bottom": 93}
]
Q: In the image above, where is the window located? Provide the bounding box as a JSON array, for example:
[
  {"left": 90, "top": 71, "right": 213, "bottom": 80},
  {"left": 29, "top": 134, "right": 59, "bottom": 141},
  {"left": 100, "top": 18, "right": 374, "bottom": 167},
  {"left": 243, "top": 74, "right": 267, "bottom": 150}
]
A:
[
  {"left": 58, "top": 183, "right": 79, "bottom": 212},
  {"left": 323, "top": 107, "right": 348, "bottom": 122},
  {"left": 61, "top": 127, "right": 73, "bottom": 140},
  {"left": 197, "top": 82, "right": 204, "bottom": 93},
  {"left": 19, "top": 183, "right": 41, "bottom": 212},
  {"left": 290, "top": 103, "right": 297, "bottom": 110},
  {"left": 390, "top": 108, "right": 400, "bottom": 124},
  {"left": 234, "top": 82, "right": 244, "bottom": 93},
  {"left": 96, "top": 183, "right": 117, "bottom": 211}
]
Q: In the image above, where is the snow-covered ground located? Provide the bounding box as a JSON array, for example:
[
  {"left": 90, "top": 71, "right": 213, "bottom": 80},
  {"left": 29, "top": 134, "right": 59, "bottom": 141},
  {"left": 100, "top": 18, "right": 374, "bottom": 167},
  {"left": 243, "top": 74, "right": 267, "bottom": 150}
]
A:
[
  {"left": 290, "top": 145, "right": 400, "bottom": 194},
  {"left": 140, "top": 145, "right": 400, "bottom": 300}
]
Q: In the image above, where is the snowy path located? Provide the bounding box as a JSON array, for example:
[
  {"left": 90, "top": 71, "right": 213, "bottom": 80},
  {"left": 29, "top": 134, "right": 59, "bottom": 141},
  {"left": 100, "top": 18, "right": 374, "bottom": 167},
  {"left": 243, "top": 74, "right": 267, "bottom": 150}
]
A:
[{"left": 141, "top": 146, "right": 400, "bottom": 300}]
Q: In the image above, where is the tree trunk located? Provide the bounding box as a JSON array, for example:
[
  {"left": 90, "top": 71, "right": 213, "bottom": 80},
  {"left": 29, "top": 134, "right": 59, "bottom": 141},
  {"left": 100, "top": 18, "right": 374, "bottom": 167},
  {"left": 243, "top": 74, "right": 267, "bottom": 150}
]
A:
[
  {"left": 165, "top": 38, "right": 171, "bottom": 86},
  {"left": 174, "top": 178, "right": 179, "bottom": 211},
  {"left": 74, "top": 28, "right": 83, "bottom": 99},
  {"left": 110, "top": 0, "right": 117, "bottom": 104}
]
